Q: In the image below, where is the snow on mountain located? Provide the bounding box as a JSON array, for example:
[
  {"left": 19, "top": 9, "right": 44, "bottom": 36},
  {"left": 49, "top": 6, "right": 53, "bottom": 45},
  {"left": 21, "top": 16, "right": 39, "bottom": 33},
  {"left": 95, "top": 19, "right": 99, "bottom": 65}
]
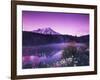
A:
[{"left": 33, "top": 27, "right": 60, "bottom": 35}]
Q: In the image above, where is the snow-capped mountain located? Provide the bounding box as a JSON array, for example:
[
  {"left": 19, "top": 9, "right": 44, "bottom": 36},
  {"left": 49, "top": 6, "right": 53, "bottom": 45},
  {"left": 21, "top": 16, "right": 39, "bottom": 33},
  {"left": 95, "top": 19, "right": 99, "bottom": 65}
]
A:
[{"left": 33, "top": 27, "right": 60, "bottom": 35}]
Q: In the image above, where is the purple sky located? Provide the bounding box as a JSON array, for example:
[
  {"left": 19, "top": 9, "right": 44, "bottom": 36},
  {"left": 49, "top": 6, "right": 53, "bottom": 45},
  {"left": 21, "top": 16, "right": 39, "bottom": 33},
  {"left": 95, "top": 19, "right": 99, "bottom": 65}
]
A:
[{"left": 22, "top": 11, "right": 89, "bottom": 36}]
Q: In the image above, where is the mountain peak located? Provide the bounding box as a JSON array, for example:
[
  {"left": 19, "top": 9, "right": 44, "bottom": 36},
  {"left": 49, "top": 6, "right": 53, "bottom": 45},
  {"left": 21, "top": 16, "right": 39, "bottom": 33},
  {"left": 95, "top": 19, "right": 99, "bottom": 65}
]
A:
[{"left": 33, "top": 27, "right": 60, "bottom": 35}]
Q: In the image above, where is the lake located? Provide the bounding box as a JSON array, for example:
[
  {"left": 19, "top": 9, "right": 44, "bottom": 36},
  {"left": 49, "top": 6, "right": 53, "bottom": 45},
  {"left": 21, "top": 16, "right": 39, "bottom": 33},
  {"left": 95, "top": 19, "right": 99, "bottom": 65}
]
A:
[{"left": 22, "top": 43, "right": 89, "bottom": 69}]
